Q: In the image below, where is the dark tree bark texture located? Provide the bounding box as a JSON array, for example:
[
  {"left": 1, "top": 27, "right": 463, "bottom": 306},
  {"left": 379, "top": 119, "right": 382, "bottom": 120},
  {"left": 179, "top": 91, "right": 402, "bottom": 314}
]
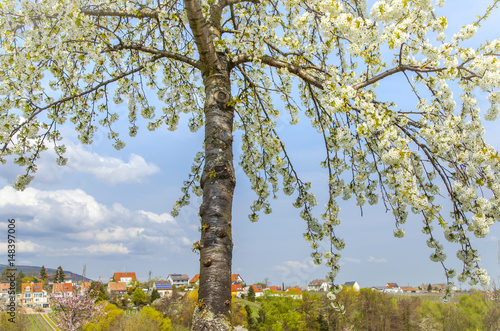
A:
[
  {"left": 182, "top": 0, "right": 236, "bottom": 327},
  {"left": 192, "top": 53, "right": 235, "bottom": 330}
]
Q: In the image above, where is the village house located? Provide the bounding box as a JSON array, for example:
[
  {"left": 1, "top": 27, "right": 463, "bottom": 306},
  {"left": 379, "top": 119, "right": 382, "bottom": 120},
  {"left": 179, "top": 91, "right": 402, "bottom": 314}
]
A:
[
  {"left": 386, "top": 282, "right": 399, "bottom": 289},
  {"left": 167, "top": 274, "right": 190, "bottom": 288},
  {"left": 189, "top": 274, "right": 200, "bottom": 288},
  {"left": 247, "top": 285, "right": 264, "bottom": 298},
  {"left": 429, "top": 283, "right": 457, "bottom": 292},
  {"left": 286, "top": 287, "right": 303, "bottom": 300},
  {"left": 231, "top": 284, "right": 244, "bottom": 298},
  {"left": 52, "top": 283, "right": 74, "bottom": 297},
  {"left": 371, "top": 286, "right": 388, "bottom": 292},
  {"left": 266, "top": 286, "right": 283, "bottom": 296},
  {"left": 107, "top": 281, "right": 127, "bottom": 296},
  {"left": 0, "top": 283, "right": 10, "bottom": 298},
  {"left": 344, "top": 281, "right": 361, "bottom": 292},
  {"left": 21, "top": 283, "right": 49, "bottom": 309},
  {"left": 308, "top": 279, "right": 330, "bottom": 292},
  {"left": 385, "top": 283, "right": 403, "bottom": 293},
  {"left": 113, "top": 272, "right": 137, "bottom": 287},
  {"left": 400, "top": 286, "right": 417, "bottom": 293},
  {"left": 152, "top": 281, "right": 173, "bottom": 298},
  {"left": 231, "top": 274, "right": 245, "bottom": 285}
]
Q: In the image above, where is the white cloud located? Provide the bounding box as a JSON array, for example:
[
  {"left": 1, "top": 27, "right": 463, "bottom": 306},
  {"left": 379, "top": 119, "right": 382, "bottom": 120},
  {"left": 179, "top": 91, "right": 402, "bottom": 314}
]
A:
[
  {"left": 344, "top": 257, "right": 361, "bottom": 264},
  {"left": 0, "top": 185, "right": 194, "bottom": 258},
  {"left": 487, "top": 236, "right": 499, "bottom": 242},
  {"left": 0, "top": 141, "right": 160, "bottom": 186},
  {"left": 0, "top": 186, "right": 109, "bottom": 231},
  {"left": 85, "top": 243, "right": 130, "bottom": 255},
  {"left": 367, "top": 256, "right": 388, "bottom": 263},
  {"left": 47, "top": 243, "right": 131, "bottom": 256},
  {"left": 64, "top": 143, "right": 160, "bottom": 184},
  {"left": 0, "top": 240, "right": 46, "bottom": 253},
  {"left": 179, "top": 237, "right": 192, "bottom": 246},
  {"left": 273, "top": 259, "right": 321, "bottom": 286},
  {"left": 283, "top": 261, "right": 311, "bottom": 269},
  {"left": 273, "top": 260, "right": 317, "bottom": 274},
  {"left": 139, "top": 210, "right": 175, "bottom": 224},
  {"left": 67, "top": 227, "right": 145, "bottom": 242}
]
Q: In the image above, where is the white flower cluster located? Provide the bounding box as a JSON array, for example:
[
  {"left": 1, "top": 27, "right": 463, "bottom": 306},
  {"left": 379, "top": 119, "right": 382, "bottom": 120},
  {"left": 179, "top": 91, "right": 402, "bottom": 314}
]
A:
[
  {"left": 440, "top": 282, "right": 455, "bottom": 303},
  {"left": 452, "top": 24, "right": 478, "bottom": 42},
  {"left": 393, "top": 228, "right": 405, "bottom": 238}
]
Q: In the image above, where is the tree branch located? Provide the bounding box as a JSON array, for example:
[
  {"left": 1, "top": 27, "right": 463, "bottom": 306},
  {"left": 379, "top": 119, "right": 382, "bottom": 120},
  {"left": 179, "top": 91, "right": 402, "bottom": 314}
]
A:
[
  {"left": 106, "top": 43, "right": 200, "bottom": 69},
  {"left": 352, "top": 65, "right": 447, "bottom": 90},
  {"left": 80, "top": 8, "right": 159, "bottom": 19},
  {"left": 183, "top": 0, "right": 220, "bottom": 74},
  {"left": 232, "top": 54, "right": 324, "bottom": 89},
  {"left": 222, "top": 0, "right": 260, "bottom": 6},
  {"left": 5, "top": 55, "right": 164, "bottom": 147}
]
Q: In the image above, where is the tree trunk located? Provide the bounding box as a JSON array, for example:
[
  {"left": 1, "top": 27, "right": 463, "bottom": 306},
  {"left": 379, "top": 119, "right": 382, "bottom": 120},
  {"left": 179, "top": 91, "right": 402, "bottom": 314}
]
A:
[{"left": 192, "top": 53, "right": 235, "bottom": 330}]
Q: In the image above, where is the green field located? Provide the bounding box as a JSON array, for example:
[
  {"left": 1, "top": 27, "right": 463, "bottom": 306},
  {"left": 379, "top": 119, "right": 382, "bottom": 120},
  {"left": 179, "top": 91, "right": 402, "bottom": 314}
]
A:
[{"left": 23, "top": 314, "right": 59, "bottom": 331}]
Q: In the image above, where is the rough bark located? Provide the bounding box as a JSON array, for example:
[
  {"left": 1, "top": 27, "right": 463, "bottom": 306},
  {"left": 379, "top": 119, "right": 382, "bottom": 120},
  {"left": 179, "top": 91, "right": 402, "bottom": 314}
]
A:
[
  {"left": 192, "top": 53, "right": 235, "bottom": 331},
  {"left": 183, "top": 0, "right": 235, "bottom": 328}
]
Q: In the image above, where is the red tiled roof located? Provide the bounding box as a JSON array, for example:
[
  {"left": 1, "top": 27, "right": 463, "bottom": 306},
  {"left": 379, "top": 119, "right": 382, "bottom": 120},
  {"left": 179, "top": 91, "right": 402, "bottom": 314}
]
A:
[
  {"left": 108, "top": 282, "right": 127, "bottom": 292},
  {"left": 386, "top": 283, "right": 399, "bottom": 288},
  {"left": 268, "top": 286, "right": 283, "bottom": 293},
  {"left": 231, "top": 284, "right": 243, "bottom": 292},
  {"left": 286, "top": 287, "right": 302, "bottom": 295},
  {"left": 114, "top": 272, "right": 137, "bottom": 282},
  {"left": 22, "top": 283, "right": 43, "bottom": 293},
  {"left": 251, "top": 285, "right": 263, "bottom": 292},
  {"left": 400, "top": 286, "right": 416, "bottom": 292},
  {"left": 53, "top": 283, "right": 73, "bottom": 293},
  {"left": 190, "top": 274, "right": 200, "bottom": 283}
]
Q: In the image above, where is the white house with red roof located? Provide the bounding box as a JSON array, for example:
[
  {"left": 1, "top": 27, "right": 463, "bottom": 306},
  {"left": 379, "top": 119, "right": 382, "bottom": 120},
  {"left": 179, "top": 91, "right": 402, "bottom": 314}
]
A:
[
  {"left": 246, "top": 285, "right": 264, "bottom": 298},
  {"left": 266, "top": 286, "right": 283, "bottom": 296},
  {"left": 286, "top": 287, "right": 303, "bottom": 300},
  {"left": 0, "top": 283, "right": 10, "bottom": 298},
  {"left": 385, "top": 283, "right": 402, "bottom": 293},
  {"left": 113, "top": 272, "right": 137, "bottom": 287},
  {"left": 52, "top": 283, "right": 74, "bottom": 297},
  {"left": 231, "top": 284, "right": 244, "bottom": 298},
  {"left": 189, "top": 274, "right": 200, "bottom": 287},
  {"left": 231, "top": 274, "right": 245, "bottom": 285},
  {"left": 21, "top": 283, "right": 49, "bottom": 309}
]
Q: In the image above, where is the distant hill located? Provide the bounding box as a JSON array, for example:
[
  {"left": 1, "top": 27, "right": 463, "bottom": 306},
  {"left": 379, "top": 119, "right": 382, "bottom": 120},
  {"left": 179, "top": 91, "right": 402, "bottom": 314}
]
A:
[{"left": 0, "top": 264, "right": 92, "bottom": 282}]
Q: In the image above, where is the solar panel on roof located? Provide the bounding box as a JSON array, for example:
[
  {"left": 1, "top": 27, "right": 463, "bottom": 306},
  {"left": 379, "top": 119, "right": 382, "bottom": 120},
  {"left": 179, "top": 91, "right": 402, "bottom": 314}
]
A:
[{"left": 155, "top": 282, "right": 172, "bottom": 290}]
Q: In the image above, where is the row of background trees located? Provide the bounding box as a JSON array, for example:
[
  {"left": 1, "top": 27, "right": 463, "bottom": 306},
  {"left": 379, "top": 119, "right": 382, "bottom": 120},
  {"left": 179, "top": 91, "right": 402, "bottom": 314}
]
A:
[
  {"left": 81, "top": 287, "right": 500, "bottom": 330},
  {"left": 3, "top": 268, "right": 500, "bottom": 330}
]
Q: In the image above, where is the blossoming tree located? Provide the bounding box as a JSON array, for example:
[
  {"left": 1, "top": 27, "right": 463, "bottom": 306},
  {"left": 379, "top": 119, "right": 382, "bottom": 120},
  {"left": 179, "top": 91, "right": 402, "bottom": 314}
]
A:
[
  {"left": 1, "top": 0, "right": 500, "bottom": 329},
  {"left": 50, "top": 266, "right": 107, "bottom": 331},
  {"left": 50, "top": 285, "right": 107, "bottom": 331}
]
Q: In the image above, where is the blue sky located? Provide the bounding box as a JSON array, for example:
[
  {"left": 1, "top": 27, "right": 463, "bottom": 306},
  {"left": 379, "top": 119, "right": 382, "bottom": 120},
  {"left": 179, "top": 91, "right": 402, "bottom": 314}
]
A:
[{"left": 1, "top": 0, "right": 500, "bottom": 290}]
